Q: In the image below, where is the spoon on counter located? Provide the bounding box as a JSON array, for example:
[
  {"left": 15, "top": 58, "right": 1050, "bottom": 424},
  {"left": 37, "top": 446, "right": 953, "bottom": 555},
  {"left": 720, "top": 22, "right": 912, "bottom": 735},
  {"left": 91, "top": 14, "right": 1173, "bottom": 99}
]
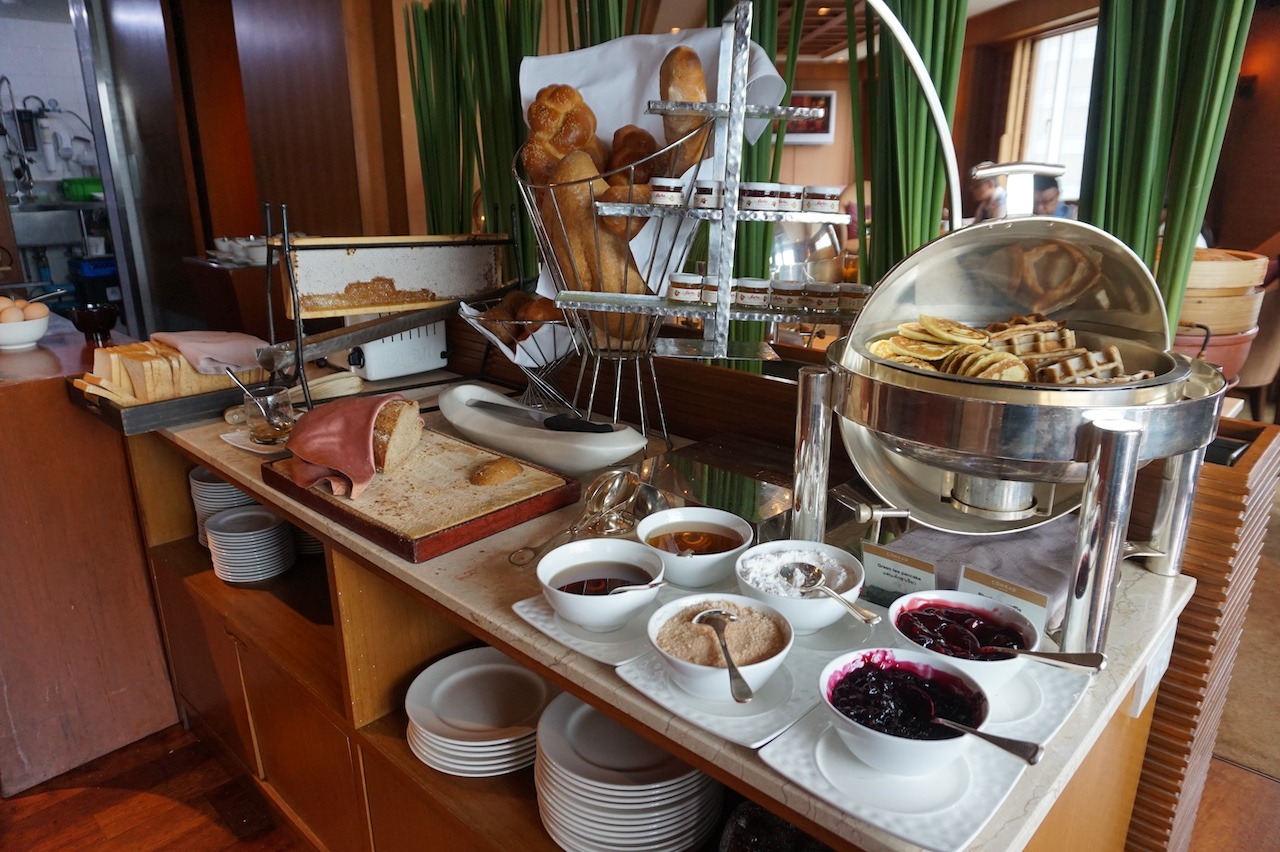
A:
[
  {"left": 778, "top": 562, "right": 882, "bottom": 626},
  {"left": 693, "top": 609, "right": 753, "bottom": 704},
  {"left": 902, "top": 685, "right": 1043, "bottom": 765},
  {"left": 978, "top": 647, "right": 1107, "bottom": 674},
  {"left": 508, "top": 470, "right": 638, "bottom": 566}
]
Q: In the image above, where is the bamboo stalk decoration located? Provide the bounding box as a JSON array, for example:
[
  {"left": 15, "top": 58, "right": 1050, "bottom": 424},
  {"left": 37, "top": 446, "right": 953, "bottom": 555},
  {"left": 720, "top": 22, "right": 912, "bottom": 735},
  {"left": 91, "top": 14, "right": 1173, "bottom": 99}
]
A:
[
  {"left": 1080, "top": 0, "right": 1256, "bottom": 332},
  {"left": 846, "top": 0, "right": 968, "bottom": 287}
]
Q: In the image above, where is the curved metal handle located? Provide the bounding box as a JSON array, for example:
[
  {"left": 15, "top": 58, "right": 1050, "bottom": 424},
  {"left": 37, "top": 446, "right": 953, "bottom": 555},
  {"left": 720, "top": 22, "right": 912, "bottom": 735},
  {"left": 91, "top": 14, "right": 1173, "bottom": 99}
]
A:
[
  {"left": 709, "top": 623, "right": 753, "bottom": 704},
  {"left": 1006, "top": 648, "right": 1106, "bottom": 673},
  {"left": 815, "top": 586, "right": 882, "bottom": 626},
  {"left": 934, "top": 718, "right": 1043, "bottom": 765}
]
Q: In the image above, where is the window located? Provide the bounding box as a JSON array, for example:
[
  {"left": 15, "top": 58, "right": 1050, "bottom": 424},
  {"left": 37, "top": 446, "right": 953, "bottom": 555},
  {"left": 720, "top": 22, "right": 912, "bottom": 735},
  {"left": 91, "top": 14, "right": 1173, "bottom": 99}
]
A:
[{"left": 1020, "top": 26, "right": 1097, "bottom": 203}]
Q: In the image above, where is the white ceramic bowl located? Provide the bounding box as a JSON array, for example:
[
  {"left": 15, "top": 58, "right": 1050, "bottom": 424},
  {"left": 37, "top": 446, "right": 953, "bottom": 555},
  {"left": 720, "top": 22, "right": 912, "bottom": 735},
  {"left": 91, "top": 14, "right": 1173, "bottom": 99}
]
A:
[
  {"left": 820, "top": 646, "right": 989, "bottom": 776},
  {"left": 537, "top": 538, "right": 664, "bottom": 633},
  {"left": 0, "top": 315, "right": 50, "bottom": 351},
  {"left": 241, "top": 240, "right": 269, "bottom": 265},
  {"left": 646, "top": 592, "right": 793, "bottom": 702},
  {"left": 635, "top": 507, "right": 754, "bottom": 589},
  {"left": 734, "top": 539, "right": 865, "bottom": 634},
  {"left": 888, "top": 589, "right": 1041, "bottom": 694}
]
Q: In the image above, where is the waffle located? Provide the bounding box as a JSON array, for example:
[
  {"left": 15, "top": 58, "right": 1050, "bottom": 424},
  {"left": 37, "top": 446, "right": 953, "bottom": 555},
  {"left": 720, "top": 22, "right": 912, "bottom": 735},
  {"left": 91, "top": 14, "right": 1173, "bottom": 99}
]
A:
[
  {"left": 987, "top": 320, "right": 1060, "bottom": 341},
  {"left": 1035, "top": 345, "right": 1128, "bottom": 384},
  {"left": 988, "top": 327, "right": 1078, "bottom": 355},
  {"left": 1018, "top": 348, "right": 1088, "bottom": 372}
]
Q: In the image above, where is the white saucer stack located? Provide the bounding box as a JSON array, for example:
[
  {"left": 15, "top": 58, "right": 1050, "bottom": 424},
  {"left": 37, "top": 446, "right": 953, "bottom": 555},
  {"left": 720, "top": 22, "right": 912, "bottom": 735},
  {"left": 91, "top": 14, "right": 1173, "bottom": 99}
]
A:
[
  {"left": 293, "top": 526, "right": 325, "bottom": 555},
  {"left": 405, "top": 646, "right": 557, "bottom": 778},
  {"left": 204, "top": 505, "right": 295, "bottom": 583},
  {"left": 535, "top": 693, "right": 722, "bottom": 852},
  {"left": 188, "top": 466, "right": 257, "bottom": 547}
]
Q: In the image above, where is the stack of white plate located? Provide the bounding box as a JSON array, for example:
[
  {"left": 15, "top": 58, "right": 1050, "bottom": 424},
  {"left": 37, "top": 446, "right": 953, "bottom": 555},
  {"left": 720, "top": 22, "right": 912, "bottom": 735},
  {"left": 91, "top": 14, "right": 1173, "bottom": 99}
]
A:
[
  {"left": 535, "top": 693, "right": 722, "bottom": 852},
  {"left": 293, "top": 526, "right": 325, "bottom": 555},
  {"left": 405, "top": 646, "right": 557, "bottom": 777},
  {"left": 204, "top": 505, "right": 295, "bottom": 583},
  {"left": 188, "top": 466, "right": 257, "bottom": 547}
]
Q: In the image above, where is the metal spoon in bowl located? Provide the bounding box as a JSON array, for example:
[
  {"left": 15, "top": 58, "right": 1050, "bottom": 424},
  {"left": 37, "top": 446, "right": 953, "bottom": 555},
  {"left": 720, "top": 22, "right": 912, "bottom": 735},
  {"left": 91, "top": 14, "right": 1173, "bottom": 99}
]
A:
[
  {"left": 902, "top": 685, "right": 1043, "bottom": 765},
  {"left": 978, "top": 647, "right": 1107, "bottom": 673},
  {"left": 779, "top": 562, "right": 882, "bottom": 626},
  {"left": 606, "top": 579, "right": 667, "bottom": 595},
  {"left": 693, "top": 609, "right": 753, "bottom": 704}
]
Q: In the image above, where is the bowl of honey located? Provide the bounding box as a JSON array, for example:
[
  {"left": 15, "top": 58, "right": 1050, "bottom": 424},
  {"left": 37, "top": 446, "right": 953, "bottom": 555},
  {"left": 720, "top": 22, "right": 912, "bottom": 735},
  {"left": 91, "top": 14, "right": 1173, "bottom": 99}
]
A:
[{"left": 635, "top": 507, "right": 754, "bottom": 589}]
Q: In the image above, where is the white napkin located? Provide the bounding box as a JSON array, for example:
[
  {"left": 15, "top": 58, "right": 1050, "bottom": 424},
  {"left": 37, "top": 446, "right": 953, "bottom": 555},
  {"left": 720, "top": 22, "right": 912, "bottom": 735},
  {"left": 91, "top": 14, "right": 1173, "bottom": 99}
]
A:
[
  {"left": 459, "top": 301, "right": 577, "bottom": 368},
  {"left": 883, "top": 515, "right": 1079, "bottom": 632}
]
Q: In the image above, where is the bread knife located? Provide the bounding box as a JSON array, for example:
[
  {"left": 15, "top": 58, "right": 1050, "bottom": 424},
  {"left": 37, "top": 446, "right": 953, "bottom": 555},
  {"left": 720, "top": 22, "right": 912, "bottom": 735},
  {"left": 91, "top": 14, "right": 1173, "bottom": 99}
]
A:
[{"left": 466, "top": 399, "right": 614, "bottom": 433}]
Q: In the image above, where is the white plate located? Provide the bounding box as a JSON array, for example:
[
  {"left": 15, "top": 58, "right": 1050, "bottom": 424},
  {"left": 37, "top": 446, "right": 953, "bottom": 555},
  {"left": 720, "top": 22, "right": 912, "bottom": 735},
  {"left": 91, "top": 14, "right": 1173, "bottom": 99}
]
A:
[
  {"left": 535, "top": 762, "right": 716, "bottom": 823},
  {"left": 537, "top": 780, "right": 718, "bottom": 842},
  {"left": 204, "top": 505, "right": 285, "bottom": 536},
  {"left": 220, "top": 429, "right": 290, "bottom": 455},
  {"left": 615, "top": 651, "right": 822, "bottom": 749},
  {"left": 405, "top": 646, "right": 557, "bottom": 744},
  {"left": 438, "top": 384, "right": 647, "bottom": 476},
  {"left": 513, "top": 595, "right": 659, "bottom": 667},
  {"left": 538, "top": 796, "right": 722, "bottom": 852},
  {"left": 537, "top": 693, "right": 697, "bottom": 790},
  {"left": 408, "top": 735, "right": 533, "bottom": 777},
  {"left": 536, "top": 748, "right": 707, "bottom": 804},
  {"left": 759, "top": 705, "right": 1025, "bottom": 852},
  {"left": 408, "top": 721, "right": 535, "bottom": 758},
  {"left": 983, "top": 658, "right": 1089, "bottom": 743}
]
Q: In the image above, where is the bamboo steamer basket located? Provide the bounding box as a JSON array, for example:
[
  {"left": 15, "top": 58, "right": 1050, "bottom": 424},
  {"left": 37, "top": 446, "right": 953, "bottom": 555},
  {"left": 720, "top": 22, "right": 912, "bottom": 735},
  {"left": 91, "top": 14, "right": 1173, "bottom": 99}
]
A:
[
  {"left": 1184, "top": 248, "right": 1268, "bottom": 290},
  {"left": 1177, "top": 286, "right": 1264, "bottom": 334}
]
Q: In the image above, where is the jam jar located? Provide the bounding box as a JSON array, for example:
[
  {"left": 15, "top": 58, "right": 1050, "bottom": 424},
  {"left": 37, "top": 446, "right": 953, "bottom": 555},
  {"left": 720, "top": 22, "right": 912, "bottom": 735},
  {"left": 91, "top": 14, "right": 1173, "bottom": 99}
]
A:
[
  {"left": 777, "top": 184, "right": 804, "bottom": 212},
  {"left": 739, "top": 181, "right": 780, "bottom": 211},
  {"left": 693, "top": 180, "right": 723, "bottom": 209},
  {"left": 735, "top": 278, "right": 770, "bottom": 307},
  {"left": 667, "top": 272, "right": 704, "bottom": 304},
  {"left": 805, "top": 281, "right": 841, "bottom": 313},
  {"left": 802, "top": 185, "right": 843, "bottom": 213},
  {"left": 650, "top": 176, "right": 685, "bottom": 206},
  {"left": 770, "top": 280, "right": 806, "bottom": 310}
]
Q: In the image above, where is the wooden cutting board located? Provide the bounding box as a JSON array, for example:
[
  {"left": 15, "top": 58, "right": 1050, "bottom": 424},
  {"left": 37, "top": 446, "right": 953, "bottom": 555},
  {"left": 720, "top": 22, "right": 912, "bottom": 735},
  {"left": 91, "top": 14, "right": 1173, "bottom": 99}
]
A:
[{"left": 261, "top": 429, "right": 580, "bottom": 562}]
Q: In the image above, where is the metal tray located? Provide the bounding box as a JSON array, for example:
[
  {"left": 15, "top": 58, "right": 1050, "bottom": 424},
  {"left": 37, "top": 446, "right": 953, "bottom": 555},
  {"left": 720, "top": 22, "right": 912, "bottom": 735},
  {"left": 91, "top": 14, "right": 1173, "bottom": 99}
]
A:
[{"left": 66, "top": 378, "right": 244, "bottom": 435}]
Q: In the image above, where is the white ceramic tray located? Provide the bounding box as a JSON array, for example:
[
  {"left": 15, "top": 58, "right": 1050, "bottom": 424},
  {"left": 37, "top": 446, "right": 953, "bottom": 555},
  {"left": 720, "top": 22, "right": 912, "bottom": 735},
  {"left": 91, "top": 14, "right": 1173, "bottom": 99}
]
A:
[{"left": 513, "top": 594, "right": 660, "bottom": 667}]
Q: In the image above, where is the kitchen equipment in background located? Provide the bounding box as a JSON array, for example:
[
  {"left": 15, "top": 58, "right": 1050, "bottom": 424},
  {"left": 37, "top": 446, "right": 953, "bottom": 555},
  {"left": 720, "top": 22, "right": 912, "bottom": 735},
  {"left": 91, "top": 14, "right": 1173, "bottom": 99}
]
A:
[{"left": 328, "top": 311, "right": 448, "bottom": 381}]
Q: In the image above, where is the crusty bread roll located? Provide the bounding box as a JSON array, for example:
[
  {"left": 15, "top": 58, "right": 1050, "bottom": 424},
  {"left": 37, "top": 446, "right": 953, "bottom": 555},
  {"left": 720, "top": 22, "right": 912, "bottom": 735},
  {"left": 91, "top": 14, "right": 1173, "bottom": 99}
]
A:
[
  {"left": 659, "top": 47, "right": 710, "bottom": 175},
  {"left": 598, "top": 183, "right": 651, "bottom": 239},
  {"left": 606, "top": 125, "right": 665, "bottom": 186},
  {"left": 372, "top": 399, "right": 423, "bottom": 473},
  {"left": 523, "top": 84, "right": 602, "bottom": 185},
  {"left": 469, "top": 457, "right": 522, "bottom": 486},
  {"left": 539, "top": 149, "right": 607, "bottom": 292}
]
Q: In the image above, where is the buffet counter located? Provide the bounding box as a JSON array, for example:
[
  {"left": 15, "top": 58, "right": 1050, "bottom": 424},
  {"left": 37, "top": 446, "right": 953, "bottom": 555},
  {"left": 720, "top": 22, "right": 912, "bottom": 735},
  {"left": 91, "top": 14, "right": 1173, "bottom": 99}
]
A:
[{"left": 118, "top": 406, "right": 1195, "bottom": 851}]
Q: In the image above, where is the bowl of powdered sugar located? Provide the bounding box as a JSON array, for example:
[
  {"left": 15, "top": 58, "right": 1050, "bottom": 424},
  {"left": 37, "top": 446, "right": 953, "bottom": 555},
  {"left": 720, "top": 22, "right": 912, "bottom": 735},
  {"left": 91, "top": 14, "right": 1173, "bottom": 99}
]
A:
[{"left": 735, "top": 540, "right": 866, "bottom": 634}]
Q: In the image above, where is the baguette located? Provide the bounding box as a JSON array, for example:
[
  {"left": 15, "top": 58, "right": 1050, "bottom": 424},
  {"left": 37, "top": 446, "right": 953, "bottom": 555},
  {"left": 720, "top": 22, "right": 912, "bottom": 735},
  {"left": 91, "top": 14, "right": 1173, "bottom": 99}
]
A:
[{"left": 659, "top": 47, "right": 710, "bottom": 175}]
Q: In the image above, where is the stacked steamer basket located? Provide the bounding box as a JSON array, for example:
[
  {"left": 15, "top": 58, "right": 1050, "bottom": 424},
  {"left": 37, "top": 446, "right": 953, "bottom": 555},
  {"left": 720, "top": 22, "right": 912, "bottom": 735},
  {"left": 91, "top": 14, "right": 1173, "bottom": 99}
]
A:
[
  {"left": 188, "top": 466, "right": 257, "bottom": 547},
  {"left": 827, "top": 217, "right": 1226, "bottom": 652},
  {"left": 535, "top": 692, "right": 723, "bottom": 852},
  {"left": 1173, "top": 247, "right": 1270, "bottom": 382},
  {"left": 204, "top": 505, "right": 295, "bottom": 583},
  {"left": 403, "top": 646, "right": 558, "bottom": 778}
]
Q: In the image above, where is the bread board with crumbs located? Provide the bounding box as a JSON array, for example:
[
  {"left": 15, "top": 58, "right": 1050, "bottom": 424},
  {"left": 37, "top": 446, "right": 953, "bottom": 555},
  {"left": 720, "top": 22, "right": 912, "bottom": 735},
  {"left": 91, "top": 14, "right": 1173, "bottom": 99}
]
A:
[{"left": 261, "top": 429, "right": 580, "bottom": 562}]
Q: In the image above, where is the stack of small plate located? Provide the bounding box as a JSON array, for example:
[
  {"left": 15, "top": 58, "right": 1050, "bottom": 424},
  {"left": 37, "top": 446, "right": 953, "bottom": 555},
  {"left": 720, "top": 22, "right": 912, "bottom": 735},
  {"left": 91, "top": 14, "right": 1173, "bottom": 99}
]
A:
[
  {"left": 188, "top": 466, "right": 257, "bottom": 547},
  {"left": 293, "top": 525, "right": 325, "bottom": 555},
  {"left": 405, "top": 646, "right": 557, "bottom": 777},
  {"left": 204, "top": 505, "right": 295, "bottom": 583},
  {"left": 535, "top": 693, "right": 723, "bottom": 852}
]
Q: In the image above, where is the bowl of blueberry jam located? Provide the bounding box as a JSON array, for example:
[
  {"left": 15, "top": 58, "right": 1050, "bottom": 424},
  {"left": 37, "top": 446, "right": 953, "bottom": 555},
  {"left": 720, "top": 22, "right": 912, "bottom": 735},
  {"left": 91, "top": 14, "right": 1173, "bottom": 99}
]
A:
[
  {"left": 820, "top": 647, "right": 989, "bottom": 775},
  {"left": 889, "top": 590, "right": 1040, "bottom": 693}
]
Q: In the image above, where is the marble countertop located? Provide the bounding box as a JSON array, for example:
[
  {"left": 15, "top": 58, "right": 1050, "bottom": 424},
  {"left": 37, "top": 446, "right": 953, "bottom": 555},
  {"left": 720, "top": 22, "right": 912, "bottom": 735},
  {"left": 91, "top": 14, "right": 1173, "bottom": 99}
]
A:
[{"left": 163, "top": 415, "right": 1195, "bottom": 851}]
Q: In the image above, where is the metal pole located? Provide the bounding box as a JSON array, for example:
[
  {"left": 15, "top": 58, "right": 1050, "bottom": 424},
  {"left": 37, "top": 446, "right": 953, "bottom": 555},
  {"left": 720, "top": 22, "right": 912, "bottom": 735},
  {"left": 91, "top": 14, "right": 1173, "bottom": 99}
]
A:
[
  {"left": 1141, "top": 446, "right": 1207, "bottom": 576},
  {"left": 1060, "top": 419, "right": 1144, "bottom": 654},
  {"left": 792, "top": 366, "right": 832, "bottom": 542}
]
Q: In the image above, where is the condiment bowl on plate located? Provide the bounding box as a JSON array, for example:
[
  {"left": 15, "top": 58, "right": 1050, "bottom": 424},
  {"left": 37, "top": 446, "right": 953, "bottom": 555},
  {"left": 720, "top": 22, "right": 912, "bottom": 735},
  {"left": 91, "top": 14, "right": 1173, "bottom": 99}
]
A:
[
  {"left": 0, "top": 314, "right": 50, "bottom": 351},
  {"left": 889, "top": 589, "right": 1041, "bottom": 694},
  {"left": 635, "top": 507, "right": 754, "bottom": 588},
  {"left": 734, "top": 539, "right": 865, "bottom": 634},
  {"left": 536, "top": 538, "right": 664, "bottom": 633},
  {"left": 647, "top": 592, "right": 793, "bottom": 702},
  {"left": 820, "top": 646, "right": 989, "bottom": 776}
]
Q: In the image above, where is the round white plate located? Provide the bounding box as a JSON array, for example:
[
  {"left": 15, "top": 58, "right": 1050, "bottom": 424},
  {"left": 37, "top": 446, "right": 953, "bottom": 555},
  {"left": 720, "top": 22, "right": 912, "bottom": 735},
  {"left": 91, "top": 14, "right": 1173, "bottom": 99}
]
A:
[
  {"left": 220, "top": 429, "right": 289, "bottom": 455},
  {"left": 205, "top": 505, "right": 285, "bottom": 536},
  {"left": 535, "top": 762, "right": 715, "bottom": 824},
  {"left": 537, "top": 693, "right": 696, "bottom": 790},
  {"left": 536, "top": 754, "right": 706, "bottom": 806},
  {"left": 405, "top": 646, "right": 556, "bottom": 744},
  {"left": 410, "top": 729, "right": 535, "bottom": 760},
  {"left": 408, "top": 736, "right": 533, "bottom": 777},
  {"left": 537, "top": 784, "right": 715, "bottom": 842},
  {"left": 538, "top": 798, "right": 721, "bottom": 852},
  {"left": 813, "top": 724, "right": 971, "bottom": 815}
]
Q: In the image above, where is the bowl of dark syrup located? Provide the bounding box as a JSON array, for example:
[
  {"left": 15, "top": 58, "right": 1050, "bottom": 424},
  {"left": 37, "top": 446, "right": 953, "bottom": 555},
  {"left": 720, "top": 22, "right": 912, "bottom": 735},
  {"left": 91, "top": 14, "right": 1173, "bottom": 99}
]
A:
[
  {"left": 820, "top": 646, "right": 989, "bottom": 776},
  {"left": 537, "top": 538, "right": 665, "bottom": 632},
  {"left": 889, "top": 589, "right": 1041, "bottom": 693},
  {"left": 635, "top": 507, "right": 754, "bottom": 588}
]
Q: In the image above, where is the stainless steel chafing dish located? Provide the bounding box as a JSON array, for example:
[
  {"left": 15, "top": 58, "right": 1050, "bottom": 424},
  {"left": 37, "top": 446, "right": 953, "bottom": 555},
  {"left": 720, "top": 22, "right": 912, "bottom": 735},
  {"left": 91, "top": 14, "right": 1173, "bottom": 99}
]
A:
[{"left": 815, "top": 217, "right": 1226, "bottom": 652}]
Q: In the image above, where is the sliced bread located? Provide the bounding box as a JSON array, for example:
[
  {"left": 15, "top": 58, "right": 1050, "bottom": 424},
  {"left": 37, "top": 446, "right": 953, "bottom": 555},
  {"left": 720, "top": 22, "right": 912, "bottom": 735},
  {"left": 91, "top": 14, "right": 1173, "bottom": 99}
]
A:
[{"left": 372, "top": 399, "right": 423, "bottom": 473}]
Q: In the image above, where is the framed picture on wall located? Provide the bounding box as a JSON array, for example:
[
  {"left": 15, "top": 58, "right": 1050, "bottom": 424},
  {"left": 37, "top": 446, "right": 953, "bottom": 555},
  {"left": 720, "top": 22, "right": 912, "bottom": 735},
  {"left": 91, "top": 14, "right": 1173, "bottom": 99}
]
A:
[{"left": 785, "top": 91, "right": 836, "bottom": 145}]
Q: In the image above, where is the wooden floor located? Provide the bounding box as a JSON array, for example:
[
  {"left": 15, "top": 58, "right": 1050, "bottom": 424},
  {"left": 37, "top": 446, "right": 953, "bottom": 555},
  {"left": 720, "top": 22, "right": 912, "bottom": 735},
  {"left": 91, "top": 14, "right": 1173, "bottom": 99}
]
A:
[{"left": 1, "top": 721, "right": 1277, "bottom": 851}]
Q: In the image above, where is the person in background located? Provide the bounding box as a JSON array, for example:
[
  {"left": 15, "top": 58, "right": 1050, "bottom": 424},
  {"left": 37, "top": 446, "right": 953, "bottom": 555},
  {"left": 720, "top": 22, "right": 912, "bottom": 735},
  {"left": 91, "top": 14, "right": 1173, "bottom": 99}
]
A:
[
  {"left": 970, "top": 162, "right": 1006, "bottom": 222},
  {"left": 1034, "top": 175, "right": 1073, "bottom": 218}
]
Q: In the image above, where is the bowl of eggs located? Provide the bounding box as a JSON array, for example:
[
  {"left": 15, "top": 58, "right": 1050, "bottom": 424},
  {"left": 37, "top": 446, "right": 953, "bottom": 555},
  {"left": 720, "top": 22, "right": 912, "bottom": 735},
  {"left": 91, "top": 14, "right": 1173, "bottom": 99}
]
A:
[{"left": 0, "top": 297, "right": 51, "bottom": 352}]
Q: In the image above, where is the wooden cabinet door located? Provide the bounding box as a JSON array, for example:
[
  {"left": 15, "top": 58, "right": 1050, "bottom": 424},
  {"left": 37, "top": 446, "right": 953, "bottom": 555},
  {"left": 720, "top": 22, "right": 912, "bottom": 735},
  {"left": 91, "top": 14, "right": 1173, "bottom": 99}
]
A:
[
  {"left": 151, "top": 559, "right": 259, "bottom": 777},
  {"left": 240, "top": 643, "right": 368, "bottom": 851}
]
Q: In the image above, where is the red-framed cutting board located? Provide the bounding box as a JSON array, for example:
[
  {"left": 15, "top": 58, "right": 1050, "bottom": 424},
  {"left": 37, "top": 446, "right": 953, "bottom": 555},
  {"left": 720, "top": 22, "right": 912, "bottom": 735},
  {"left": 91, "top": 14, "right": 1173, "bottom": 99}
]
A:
[{"left": 261, "top": 429, "right": 581, "bottom": 562}]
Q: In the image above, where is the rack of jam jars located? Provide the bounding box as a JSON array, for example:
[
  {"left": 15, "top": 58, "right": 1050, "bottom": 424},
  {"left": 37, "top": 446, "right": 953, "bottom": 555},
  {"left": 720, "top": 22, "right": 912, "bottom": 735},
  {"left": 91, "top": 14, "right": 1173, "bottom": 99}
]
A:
[{"left": 552, "top": 0, "right": 863, "bottom": 361}]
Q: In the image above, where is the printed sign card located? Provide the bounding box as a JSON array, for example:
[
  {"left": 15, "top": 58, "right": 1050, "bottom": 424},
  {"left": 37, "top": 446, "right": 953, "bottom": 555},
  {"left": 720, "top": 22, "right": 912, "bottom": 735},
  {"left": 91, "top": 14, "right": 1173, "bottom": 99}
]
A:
[
  {"left": 958, "top": 565, "right": 1050, "bottom": 634},
  {"left": 860, "top": 542, "right": 935, "bottom": 607}
]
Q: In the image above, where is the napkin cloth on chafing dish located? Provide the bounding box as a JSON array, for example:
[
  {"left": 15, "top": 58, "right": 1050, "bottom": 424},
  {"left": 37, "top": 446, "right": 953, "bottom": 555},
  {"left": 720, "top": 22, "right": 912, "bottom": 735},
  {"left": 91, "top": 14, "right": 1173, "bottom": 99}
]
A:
[
  {"left": 151, "top": 330, "right": 269, "bottom": 374},
  {"left": 286, "top": 394, "right": 412, "bottom": 499}
]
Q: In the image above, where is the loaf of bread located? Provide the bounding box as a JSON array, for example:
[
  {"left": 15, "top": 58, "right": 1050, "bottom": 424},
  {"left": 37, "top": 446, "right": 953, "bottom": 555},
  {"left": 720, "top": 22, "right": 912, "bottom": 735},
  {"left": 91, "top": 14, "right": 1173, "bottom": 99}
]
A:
[
  {"left": 86, "top": 341, "right": 268, "bottom": 404},
  {"left": 606, "top": 125, "right": 664, "bottom": 186},
  {"left": 372, "top": 399, "right": 423, "bottom": 473},
  {"left": 523, "top": 84, "right": 607, "bottom": 185},
  {"left": 598, "top": 183, "right": 651, "bottom": 239},
  {"left": 659, "top": 47, "right": 710, "bottom": 175},
  {"left": 469, "top": 456, "right": 523, "bottom": 486}
]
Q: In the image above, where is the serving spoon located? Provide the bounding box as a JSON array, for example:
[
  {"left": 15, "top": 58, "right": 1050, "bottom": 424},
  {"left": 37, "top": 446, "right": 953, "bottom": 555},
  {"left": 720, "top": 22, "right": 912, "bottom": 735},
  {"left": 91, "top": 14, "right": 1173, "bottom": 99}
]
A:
[
  {"left": 779, "top": 562, "right": 882, "bottom": 626},
  {"left": 978, "top": 646, "right": 1107, "bottom": 673},
  {"left": 606, "top": 579, "right": 667, "bottom": 595},
  {"left": 693, "top": 609, "right": 753, "bottom": 703},
  {"left": 902, "top": 685, "right": 1043, "bottom": 765},
  {"left": 508, "top": 470, "right": 638, "bottom": 566}
]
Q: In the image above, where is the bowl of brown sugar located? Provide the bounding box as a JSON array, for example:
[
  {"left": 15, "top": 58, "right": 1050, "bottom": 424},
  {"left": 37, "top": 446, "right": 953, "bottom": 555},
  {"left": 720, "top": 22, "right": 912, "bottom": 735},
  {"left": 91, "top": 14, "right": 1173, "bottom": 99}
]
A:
[{"left": 646, "top": 593, "right": 793, "bottom": 702}]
